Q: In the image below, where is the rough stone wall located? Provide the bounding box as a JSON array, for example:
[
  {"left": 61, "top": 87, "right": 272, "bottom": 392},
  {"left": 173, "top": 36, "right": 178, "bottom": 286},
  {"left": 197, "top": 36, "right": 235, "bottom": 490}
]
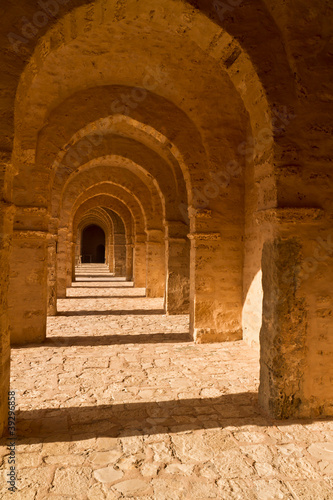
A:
[
  {"left": 0, "top": 157, "right": 14, "bottom": 433},
  {"left": 300, "top": 223, "right": 333, "bottom": 417},
  {"left": 259, "top": 237, "right": 307, "bottom": 418}
]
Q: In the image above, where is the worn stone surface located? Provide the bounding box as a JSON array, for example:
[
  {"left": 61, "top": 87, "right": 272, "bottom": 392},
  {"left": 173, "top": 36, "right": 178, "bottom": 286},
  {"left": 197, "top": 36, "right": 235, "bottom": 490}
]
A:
[{"left": 1, "top": 277, "right": 333, "bottom": 498}]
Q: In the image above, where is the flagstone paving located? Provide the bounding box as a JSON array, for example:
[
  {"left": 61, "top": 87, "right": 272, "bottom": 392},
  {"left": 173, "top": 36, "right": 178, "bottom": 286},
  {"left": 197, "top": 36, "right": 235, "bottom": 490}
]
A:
[{"left": 1, "top": 267, "right": 333, "bottom": 499}]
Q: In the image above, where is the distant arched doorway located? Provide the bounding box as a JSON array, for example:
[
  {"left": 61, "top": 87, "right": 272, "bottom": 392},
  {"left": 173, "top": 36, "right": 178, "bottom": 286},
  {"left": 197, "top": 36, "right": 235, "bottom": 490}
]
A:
[
  {"left": 96, "top": 244, "right": 105, "bottom": 263},
  {"left": 81, "top": 225, "right": 106, "bottom": 263}
]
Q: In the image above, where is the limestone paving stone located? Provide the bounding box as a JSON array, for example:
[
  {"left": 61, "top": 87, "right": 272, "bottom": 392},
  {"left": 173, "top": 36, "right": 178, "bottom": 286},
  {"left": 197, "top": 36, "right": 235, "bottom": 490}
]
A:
[
  {"left": 112, "top": 478, "right": 150, "bottom": 496},
  {"left": 89, "top": 449, "right": 123, "bottom": 466},
  {"left": 308, "top": 443, "right": 333, "bottom": 462},
  {"left": 50, "top": 467, "right": 93, "bottom": 496},
  {"left": 93, "top": 466, "right": 124, "bottom": 483},
  {"left": 286, "top": 480, "right": 333, "bottom": 500},
  {"left": 0, "top": 276, "right": 333, "bottom": 498}
]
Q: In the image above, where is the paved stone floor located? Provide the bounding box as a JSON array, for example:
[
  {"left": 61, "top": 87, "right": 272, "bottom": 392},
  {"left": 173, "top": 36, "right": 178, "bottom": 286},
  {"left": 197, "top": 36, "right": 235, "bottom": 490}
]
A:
[{"left": 1, "top": 265, "right": 333, "bottom": 499}]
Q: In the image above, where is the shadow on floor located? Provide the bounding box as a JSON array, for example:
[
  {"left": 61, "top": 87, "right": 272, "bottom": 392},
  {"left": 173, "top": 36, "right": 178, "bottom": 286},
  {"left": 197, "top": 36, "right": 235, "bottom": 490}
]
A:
[
  {"left": 14, "top": 392, "right": 261, "bottom": 442},
  {"left": 74, "top": 280, "right": 128, "bottom": 283},
  {"left": 74, "top": 277, "right": 125, "bottom": 280},
  {"left": 11, "top": 393, "right": 333, "bottom": 444},
  {"left": 13, "top": 333, "right": 192, "bottom": 348},
  {"left": 63, "top": 295, "right": 146, "bottom": 299},
  {"left": 57, "top": 309, "right": 165, "bottom": 317},
  {"left": 70, "top": 286, "right": 135, "bottom": 289}
]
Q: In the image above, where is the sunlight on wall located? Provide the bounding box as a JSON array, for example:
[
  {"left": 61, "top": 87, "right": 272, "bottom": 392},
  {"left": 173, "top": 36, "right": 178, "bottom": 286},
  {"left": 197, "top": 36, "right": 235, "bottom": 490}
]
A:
[{"left": 242, "top": 270, "right": 263, "bottom": 350}]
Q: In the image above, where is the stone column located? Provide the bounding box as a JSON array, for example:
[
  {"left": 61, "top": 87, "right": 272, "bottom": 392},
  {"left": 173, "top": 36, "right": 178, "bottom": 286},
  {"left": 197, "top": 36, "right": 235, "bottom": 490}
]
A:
[
  {"left": 257, "top": 208, "right": 333, "bottom": 419},
  {"left": 189, "top": 209, "right": 243, "bottom": 343},
  {"left": 114, "top": 232, "right": 126, "bottom": 276},
  {"left": 8, "top": 229, "right": 48, "bottom": 345},
  {"left": 57, "top": 228, "right": 69, "bottom": 298},
  {"left": 47, "top": 235, "right": 57, "bottom": 316},
  {"left": 133, "top": 234, "right": 146, "bottom": 288},
  {"left": 0, "top": 152, "right": 15, "bottom": 435},
  {"left": 104, "top": 232, "right": 109, "bottom": 267},
  {"left": 146, "top": 230, "right": 165, "bottom": 298},
  {"left": 74, "top": 231, "right": 81, "bottom": 267},
  {"left": 165, "top": 221, "right": 190, "bottom": 314},
  {"left": 126, "top": 241, "right": 134, "bottom": 281},
  {"left": 70, "top": 240, "right": 75, "bottom": 284},
  {"left": 0, "top": 199, "right": 15, "bottom": 436},
  {"left": 108, "top": 232, "right": 115, "bottom": 273},
  {"left": 47, "top": 217, "right": 58, "bottom": 316}
]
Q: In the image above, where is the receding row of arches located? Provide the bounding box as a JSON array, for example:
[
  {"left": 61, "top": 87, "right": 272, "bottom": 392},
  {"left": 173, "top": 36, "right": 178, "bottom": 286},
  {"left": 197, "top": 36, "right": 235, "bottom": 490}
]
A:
[{"left": 0, "top": 0, "right": 332, "bottom": 437}]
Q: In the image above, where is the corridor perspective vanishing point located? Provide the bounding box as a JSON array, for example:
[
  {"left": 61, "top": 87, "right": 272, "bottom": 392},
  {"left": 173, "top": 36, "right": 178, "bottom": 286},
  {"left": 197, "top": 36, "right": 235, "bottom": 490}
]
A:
[{"left": 0, "top": 0, "right": 333, "bottom": 498}]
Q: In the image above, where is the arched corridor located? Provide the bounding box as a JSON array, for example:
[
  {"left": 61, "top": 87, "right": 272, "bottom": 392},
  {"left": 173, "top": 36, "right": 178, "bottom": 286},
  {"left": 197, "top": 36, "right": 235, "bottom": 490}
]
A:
[{"left": 0, "top": 0, "right": 333, "bottom": 496}]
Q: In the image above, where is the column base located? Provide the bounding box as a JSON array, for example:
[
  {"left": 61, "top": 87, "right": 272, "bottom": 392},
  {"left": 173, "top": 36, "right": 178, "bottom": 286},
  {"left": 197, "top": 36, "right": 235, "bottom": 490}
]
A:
[{"left": 11, "top": 329, "right": 46, "bottom": 346}]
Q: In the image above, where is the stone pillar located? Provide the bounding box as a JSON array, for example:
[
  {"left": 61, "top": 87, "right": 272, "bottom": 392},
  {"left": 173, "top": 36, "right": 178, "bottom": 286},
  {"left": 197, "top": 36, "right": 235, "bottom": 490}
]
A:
[
  {"left": 70, "top": 240, "right": 75, "bottom": 284},
  {"left": 0, "top": 199, "right": 15, "bottom": 436},
  {"left": 146, "top": 230, "right": 165, "bottom": 298},
  {"left": 189, "top": 209, "right": 243, "bottom": 343},
  {"left": 74, "top": 231, "right": 81, "bottom": 267},
  {"left": 47, "top": 235, "right": 57, "bottom": 316},
  {"left": 0, "top": 152, "right": 15, "bottom": 435},
  {"left": 47, "top": 217, "right": 58, "bottom": 316},
  {"left": 114, "top": 232, "right": 126, "bottom": 276},
  {"left": 108, "top": 232, "right": 115, "bottom": 273},
  {"left": 257, "top": 207, "right": 333, "bottom": 419},
  {"left": 57, "top": 228, "right": 69, "bottom": 298},
  {"left": 9, "top": 230, "right": 48, "bottom": 345},
  {"left": 165, "top": 221, "right": 190, "bottom": 314},
  {"left": 133, "top": 234, "right": 146, "bottom": 288},
  {"left": 126, "top": 241, "right": 134, "bottom": 281},
  {"left": 104, "top": 232, "right": 109, "bottom": 267}
]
